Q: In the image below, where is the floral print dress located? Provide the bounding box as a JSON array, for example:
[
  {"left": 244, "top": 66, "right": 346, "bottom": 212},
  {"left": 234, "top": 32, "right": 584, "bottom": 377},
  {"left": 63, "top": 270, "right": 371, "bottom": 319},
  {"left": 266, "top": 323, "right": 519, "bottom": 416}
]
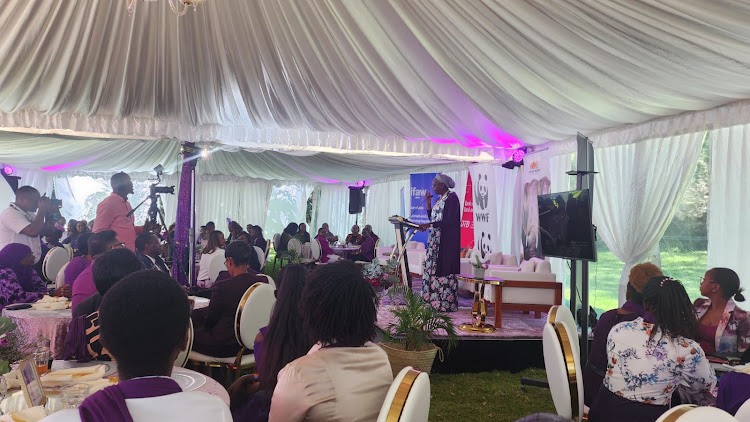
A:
[
  {"left": 0, "top": 268, "right": 47, "bottom": 310},
  {"left": 603, "top": 317, "right": 716, "bottom": 406},
  {"left": 421, "top": 194, "right": 458, "bottom": 312}
]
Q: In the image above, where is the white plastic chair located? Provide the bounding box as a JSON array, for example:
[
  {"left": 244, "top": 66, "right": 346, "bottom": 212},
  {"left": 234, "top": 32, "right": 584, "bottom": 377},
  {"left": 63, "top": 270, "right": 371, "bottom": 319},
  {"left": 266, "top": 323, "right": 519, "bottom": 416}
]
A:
[
  {"left": 253, "top": 246, "right": 266, "bottom": 271},
  {"left": 207, "top": 251, "right": 227, "bottom": 284},
  {"left": 287, "top": 238, "right": 302, "bottom": 255},
  {"left": 174, "top": 319, "right": 194, "bottom": 368},
  {"left": 189, "top": 282, "right": 276, "bottom": 381},
  {"left": 55, "top": 262, "right": 70, "bottom": 289},
  {"left": 655, "top": 405, "right": 736, "bottom": 421},
  {"left": 310, "top": 238, "right": 323, "bottom": 263},
  {"left": 257, "top": 274, "right": 276, "bottom": 290},
  {"left": 377, "top": 366, "right": 430, "bottom": 422},
  {"left": 543, "top": 320, "right": 584, "bottom": 420},
  {"left": 43, "top": 247, "right": 71, "bottom": 282},
  {"left": 62, "top": 244, "right": 74, "bottom": 259}
]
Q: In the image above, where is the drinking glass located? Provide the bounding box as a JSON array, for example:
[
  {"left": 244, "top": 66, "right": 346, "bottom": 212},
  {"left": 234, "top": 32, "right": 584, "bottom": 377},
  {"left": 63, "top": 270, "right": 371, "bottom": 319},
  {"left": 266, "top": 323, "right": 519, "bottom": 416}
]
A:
[
  {"left": 61, "top": 383, "right": 91, "bottom": 409},
  {"left": 34, "top": 348, "right": 50, "bottom": 375}
]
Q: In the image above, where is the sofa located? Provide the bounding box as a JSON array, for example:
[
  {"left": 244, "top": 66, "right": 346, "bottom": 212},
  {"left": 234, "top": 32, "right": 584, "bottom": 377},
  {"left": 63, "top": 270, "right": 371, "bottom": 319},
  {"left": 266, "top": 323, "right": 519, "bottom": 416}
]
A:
[{"left": 375, "top": 241, "right": 426, "bottom": 275}]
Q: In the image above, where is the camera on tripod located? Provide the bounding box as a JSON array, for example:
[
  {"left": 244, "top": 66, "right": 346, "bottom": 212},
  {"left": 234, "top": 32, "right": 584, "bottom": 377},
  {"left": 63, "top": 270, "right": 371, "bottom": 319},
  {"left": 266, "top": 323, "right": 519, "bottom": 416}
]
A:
[
  {"left": 41, "top": 195, "right": 62, "bottom": 208},
  {"left": 150, "top": 185, "right": 175, "bottom": 196}
]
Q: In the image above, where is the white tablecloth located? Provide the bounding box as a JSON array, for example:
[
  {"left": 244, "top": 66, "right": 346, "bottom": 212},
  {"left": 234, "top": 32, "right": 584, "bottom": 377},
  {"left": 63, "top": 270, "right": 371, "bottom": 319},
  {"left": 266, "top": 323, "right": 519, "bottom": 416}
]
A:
[{"left": 2, "top": 308, "right": 72, "bottom": 359}]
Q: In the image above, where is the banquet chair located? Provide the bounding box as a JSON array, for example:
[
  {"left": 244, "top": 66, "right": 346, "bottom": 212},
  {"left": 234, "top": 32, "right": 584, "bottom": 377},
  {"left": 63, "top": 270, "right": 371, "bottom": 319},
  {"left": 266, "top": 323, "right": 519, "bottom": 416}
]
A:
[
  {"left": 188, "top": 282, "right": 276, "bottom": 383},
  {"left": 655, "top": 405, "right": 736, "bottom": 421},
  {"left": 547, "top": 305, "right": 580, "bottom": 356},
  {"left": 174, "top": 319, "right": 194, "bottom": 368},
  {"left": 543, "top": 319, "right": 584, "bottom": 421},
  {"left": 257, "top": 274, "right": 276, "bottom": 290},
  {"left": 310, "top": 238, "right": 324, "bottom": 264},
  {"left": 376, "top": 366, "right": 430, "bottom": 422},
  {"left": 253, "top": 246, "right": 266, "bottom": 271},
  {"left": 272, "top": 233, "right": 282, "bottom": 267},
  {"left": 62, "top": 244, "right": 74, "bottom": 259},
  {"left": 736, "top": 398, "right": 750, "bottom": 421},
  {"left": 43, "top": 247, "right": 71, "bottom": 282},
  {"left": 55, "top": 262, "right": 70, "bottom": 289}
]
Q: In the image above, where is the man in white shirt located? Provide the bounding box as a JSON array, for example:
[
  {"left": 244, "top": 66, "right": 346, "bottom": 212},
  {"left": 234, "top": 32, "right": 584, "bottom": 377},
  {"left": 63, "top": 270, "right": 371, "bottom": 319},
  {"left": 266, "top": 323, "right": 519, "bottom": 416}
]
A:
[
  {"left": 41, "top": 271, "right": 232, "bottom": 422},
  {"left": 0, "top": 186, "right": 56, "bottom": 263}
]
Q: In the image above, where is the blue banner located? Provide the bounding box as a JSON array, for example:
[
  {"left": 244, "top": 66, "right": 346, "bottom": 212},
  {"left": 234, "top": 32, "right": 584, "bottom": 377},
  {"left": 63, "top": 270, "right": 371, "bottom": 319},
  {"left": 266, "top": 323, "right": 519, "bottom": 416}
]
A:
[{"left": 409, "top": 173, "right": 438, "bottom": 246}]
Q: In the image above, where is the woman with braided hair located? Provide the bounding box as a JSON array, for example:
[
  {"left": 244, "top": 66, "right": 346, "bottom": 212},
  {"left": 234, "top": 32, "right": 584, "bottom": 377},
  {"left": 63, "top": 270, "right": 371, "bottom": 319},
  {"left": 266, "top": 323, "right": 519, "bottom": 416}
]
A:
[{"left": 588, "top": 276, "right": 716, "bottom": 422}]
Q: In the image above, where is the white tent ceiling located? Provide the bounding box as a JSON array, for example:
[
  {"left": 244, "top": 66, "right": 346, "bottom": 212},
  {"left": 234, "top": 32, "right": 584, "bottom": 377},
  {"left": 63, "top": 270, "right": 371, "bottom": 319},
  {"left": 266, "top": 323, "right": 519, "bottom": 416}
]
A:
[{"left": 1, "top": 0, "right": 750, "bottom": 172}]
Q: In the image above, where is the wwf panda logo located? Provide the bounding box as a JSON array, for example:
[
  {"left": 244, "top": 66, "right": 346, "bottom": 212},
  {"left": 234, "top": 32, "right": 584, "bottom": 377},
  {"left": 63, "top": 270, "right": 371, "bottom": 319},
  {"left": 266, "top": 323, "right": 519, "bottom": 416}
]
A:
[
  {"left": 478, "top": 231, "right": 492, "bottom": 258},
  {"left": 474, "top": 173, "right": 489, "bottom": 210}
]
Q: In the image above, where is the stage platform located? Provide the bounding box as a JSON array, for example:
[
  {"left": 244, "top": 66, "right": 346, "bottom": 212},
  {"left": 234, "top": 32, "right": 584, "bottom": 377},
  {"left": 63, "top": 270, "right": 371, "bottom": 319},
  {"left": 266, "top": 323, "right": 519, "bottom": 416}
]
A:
[{"left": 375, "top": 279, "right": 549, "bottom": 373}]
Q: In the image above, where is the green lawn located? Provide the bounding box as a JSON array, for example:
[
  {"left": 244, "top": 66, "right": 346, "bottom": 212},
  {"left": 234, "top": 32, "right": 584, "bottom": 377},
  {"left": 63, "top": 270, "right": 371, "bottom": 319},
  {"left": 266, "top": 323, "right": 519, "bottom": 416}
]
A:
[
  {"left": 430, "top": 368, "right": 555, "bottom": 422},
  {"left": 571, "top": 246, "right": 707, "bottom": 315}
]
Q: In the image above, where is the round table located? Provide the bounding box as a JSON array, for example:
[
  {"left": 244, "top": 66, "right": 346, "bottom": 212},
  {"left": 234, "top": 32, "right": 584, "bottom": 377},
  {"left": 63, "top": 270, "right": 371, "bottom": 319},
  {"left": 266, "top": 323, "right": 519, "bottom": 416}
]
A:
[
  {"left": 0, "top": 361, "right": 230, "bottom": 415},
  {"left": 331, "top": 246, "right": 359, "bottom": 258},
  {"left": 190, "top": 297, "right": 210, "bottom": 310},
  {"left": 455, "top": 274, "right": 504, "bottom": 333},
  {"left": 2, "top": 308, "right": 72, "bottom": 360}
]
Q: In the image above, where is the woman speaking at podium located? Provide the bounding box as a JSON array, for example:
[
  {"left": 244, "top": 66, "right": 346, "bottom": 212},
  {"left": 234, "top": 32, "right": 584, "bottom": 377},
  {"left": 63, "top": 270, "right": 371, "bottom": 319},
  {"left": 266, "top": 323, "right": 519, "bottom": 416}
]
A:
[{"left": 418, "top": 174, "right": 460, "bottom": 312}]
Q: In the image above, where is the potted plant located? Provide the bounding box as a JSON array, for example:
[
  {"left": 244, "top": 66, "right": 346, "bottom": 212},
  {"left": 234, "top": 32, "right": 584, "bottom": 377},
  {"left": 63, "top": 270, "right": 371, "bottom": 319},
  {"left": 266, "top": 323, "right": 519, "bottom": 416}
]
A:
[
  {"left": 471, "top": 255, "right": 489, "bottom": 279},
  {"left": 379, "top": 286, "right": 459, "bottom": 376},
  {"left": 0, "top": 317, "right": 25, "bottom": 375}
]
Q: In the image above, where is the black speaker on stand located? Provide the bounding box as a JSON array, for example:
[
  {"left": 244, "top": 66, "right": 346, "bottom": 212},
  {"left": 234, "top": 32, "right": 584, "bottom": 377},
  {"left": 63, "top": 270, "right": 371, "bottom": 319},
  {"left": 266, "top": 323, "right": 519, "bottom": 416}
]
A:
[{"left": 348, "top": 187, "right": 365, "bottom": 215}]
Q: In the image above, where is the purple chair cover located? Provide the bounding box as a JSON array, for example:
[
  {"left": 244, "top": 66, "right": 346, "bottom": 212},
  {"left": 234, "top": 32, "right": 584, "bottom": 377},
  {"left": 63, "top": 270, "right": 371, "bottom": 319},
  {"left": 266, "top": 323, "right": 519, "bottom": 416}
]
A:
[
  {"left": 62, "top": 315, "right": 92, "bottom": 362},
  {"left": 717, "top": 371, "right": 750, "bottom": 415},
  {"left": 79, "top": 377, "right": 182, "bottom": 422}
]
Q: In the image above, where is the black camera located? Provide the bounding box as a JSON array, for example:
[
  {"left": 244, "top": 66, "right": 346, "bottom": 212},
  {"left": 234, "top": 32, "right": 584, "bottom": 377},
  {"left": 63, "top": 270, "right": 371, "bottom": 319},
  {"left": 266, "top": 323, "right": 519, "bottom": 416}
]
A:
[
  {"left": 41, "top": 195, "right": 62, "bottom": 208},
  {"left": 150, "top": 185, "right": 175, "bottom": 196}
]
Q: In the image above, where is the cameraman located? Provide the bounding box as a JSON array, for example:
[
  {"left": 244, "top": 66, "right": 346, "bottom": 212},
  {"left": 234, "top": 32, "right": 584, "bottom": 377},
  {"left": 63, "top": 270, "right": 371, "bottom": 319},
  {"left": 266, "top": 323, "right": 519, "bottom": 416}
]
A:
[
  {"left": 0, "top": 186, "right": 57, "bottom": 263},
  {"left": 93, "top": 172, "right": 143, "bottom": 252}
]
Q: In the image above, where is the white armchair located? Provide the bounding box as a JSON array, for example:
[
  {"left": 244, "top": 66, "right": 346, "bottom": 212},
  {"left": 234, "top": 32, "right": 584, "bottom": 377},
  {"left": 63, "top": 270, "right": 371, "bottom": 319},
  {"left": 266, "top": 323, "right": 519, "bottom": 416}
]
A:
[
  {"left": 486, "top": 257, "right": 562, "bottom": 327},
  {"left": 459, "top": 250, "right": 518, "bottom": 290}
]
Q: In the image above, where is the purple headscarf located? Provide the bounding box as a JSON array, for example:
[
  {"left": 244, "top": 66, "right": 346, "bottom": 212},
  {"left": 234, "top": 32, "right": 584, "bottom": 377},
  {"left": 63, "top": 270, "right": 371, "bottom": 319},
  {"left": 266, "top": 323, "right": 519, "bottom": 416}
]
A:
[{"left": 0, "top": 243, "right": 37, "bottom": 291}]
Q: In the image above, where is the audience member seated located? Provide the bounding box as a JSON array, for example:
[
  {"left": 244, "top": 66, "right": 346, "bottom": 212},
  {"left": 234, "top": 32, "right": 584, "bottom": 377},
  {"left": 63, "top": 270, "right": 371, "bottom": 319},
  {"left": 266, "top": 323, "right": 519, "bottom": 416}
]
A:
[
  {"left": 583, "top": 263, "right": 662, "bottom": 406},
  {"left": 45, "top": 271, "right": 233, "bottom": 422},
  {"left": 229, "top": 264, "right": 311, "bottom": 421},
  {"left": 73, "top": 248, "right": 143, "bottom": 318},
  {"left": 135, "top": 232, "right": 169, "bottom": 273},
  {"left": 198, "top": 221, "right": 214, "bottom": 251},
  {"left": 348, "top": 227, "right": 375, "bottom": 262},
  {"left": 295, "top": 223, "right": 310, "bottom": 244},
  {"left": 71, "top": 230, "right": 123, "bottom": 310},
  {"left": 196, "top": 230, "right": 225, "bottom": 288},
  {"left": 277, "top": 223, "right": 298, "bottom": 253},
  {"left": 65, "top": 249, "right": 143, "bottom": 362},
  {"left": 0, "top": 243, "right": 69, "bottom": 310},
  {"left": 61, "top": 219, "right": 77, "bottom": 243},
  {"left": 192, "top": 241, "right": 267, "bottom": 357},
  {"left": 236, "top": 231, "right": 262, "bottom": 273},
  {"left": 321, "top": 223, "right": 337, "bottom": 243},
  {"left": 228, "top": 221, "right": 244, "bottom": 243},
  {"left": 249, "top": 225, "right": 267, "bottom": 252},
  {"left": 362, "top": 224, "right": 378, "bottom": 245},
  {"left": 268, "top": 260, "right": 392, "bottom": 422},
  {"left": 63, "top": 220, "right": 89, "bottom": 253},
  {"left": 588, "top": 276, "right": 716, "bottom": 422},
  {"left": 314, "top": 228, "right": 339, "bottom": 263},
  {"left": 65, "top": 232, "right": 93, "bottom": 285},
  {"left": 345, "top": 225, "right": 362, "bottom": 245},
  {"left": 694, "top": 267, "right": 749, "bottom": 358}
]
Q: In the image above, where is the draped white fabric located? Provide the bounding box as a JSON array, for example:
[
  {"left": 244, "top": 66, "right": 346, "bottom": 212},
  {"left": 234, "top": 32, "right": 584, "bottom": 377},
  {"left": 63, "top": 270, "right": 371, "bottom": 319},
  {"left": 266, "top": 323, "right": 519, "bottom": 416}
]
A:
[
  {"left": 1, "top": 1, "right": 750, "bottom": 149},
  {"left": 363, "top": 176, "right": 410, "bottom": 248},
  {"left": 592, "top": 135, "right": 704, "bottom": 305},
  {"left": 707, "top": 125, "right": 750, "bottom": 297},
  {"left": 0, "top": 133, "right": 484, "bottom": 182},
  {"left": 312, "top": 184, "right": 358, "bottom": 241}
]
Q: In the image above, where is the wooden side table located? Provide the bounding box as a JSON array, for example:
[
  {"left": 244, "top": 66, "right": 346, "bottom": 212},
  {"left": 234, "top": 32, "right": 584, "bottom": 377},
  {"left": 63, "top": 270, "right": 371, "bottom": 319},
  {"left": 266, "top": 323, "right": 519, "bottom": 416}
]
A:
[{"left": 455, "top": 274, "right": 504, "bottom": 333}]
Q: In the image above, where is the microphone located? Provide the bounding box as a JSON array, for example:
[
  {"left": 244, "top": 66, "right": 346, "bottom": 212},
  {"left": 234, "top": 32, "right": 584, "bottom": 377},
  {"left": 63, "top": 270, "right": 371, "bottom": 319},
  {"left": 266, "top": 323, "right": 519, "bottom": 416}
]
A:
[{"left": 407, "top": 194, "right": 432, "bottom": 220}]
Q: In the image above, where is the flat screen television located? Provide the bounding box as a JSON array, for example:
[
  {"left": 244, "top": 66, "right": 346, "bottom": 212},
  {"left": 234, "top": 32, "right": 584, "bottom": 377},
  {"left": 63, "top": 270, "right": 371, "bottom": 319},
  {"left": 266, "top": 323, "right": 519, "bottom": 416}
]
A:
[{"left": 537, "top": 189, "right": 597, "bottom": 262}]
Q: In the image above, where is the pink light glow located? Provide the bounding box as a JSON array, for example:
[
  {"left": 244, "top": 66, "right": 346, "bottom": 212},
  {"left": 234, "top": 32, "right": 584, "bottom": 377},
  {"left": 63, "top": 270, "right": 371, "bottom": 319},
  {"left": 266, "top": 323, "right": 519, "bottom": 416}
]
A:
[
  {"left": 40, "top": 156, "right": 98, "bottom": 171},
  {"left": 2, "top": 165, "right": 14, "bottom": 175},
  {"left": 512, "top": 149, "right": 525, "bottom": 162}
]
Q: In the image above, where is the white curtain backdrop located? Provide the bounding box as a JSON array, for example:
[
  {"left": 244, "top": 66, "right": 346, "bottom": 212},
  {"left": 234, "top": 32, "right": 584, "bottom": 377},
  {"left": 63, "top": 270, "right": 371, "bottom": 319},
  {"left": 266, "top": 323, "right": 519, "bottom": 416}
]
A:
[
  {"left": 363, "top": 176, "right": 410, "bottom": 248},
  {"left": 707, "top": 125, "right": 750, "bottom": 299},
  {"left": 312, "top": 184, "right": 359, "bottom": 241},
  {"left": 592, "top": 134, "right": 704, "bottom": 305}
]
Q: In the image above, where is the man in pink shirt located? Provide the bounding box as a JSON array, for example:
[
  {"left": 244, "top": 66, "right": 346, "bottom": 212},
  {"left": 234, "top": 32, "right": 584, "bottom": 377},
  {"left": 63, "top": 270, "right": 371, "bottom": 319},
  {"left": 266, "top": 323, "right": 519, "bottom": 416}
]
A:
[{"left": 93, "top": 172, "right": 143, "bottom": 252}]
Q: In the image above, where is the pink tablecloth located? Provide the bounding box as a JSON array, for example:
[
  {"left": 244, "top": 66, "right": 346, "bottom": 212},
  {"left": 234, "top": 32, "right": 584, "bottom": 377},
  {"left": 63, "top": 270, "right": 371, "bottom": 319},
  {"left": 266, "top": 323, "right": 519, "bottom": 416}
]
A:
[{"left": 2, "top": 307, "right": 71, "bottom": 359}]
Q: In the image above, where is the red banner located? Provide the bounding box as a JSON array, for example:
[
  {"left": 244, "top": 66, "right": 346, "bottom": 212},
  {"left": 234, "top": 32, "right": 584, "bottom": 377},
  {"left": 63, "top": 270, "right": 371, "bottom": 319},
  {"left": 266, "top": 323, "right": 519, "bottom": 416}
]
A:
[{"left": 460, "top": 173, "right": 474, "bottom": 249}]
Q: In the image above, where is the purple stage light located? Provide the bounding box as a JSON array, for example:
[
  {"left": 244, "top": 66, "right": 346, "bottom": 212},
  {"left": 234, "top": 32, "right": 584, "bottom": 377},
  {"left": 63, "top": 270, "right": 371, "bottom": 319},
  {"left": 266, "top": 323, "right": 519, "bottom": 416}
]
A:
[
  {"left": 2, "top": 165, "right": 14, "bottom": 176},
  {"left": 512, "top": 148, "right": 525, "bottom": 162}
]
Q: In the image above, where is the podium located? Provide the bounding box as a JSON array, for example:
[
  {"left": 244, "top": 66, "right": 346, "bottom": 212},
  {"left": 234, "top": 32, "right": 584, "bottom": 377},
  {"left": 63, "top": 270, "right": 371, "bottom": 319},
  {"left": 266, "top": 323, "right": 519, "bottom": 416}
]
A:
[{"left": 388, "top": 215, "right": 421, "bottom": 288}]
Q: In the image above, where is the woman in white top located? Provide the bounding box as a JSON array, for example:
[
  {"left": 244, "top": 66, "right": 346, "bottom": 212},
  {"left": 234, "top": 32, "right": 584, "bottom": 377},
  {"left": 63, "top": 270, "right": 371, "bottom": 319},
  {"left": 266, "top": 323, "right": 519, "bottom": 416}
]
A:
[
  {"left": 196, "top": 230, "right": 225, "bottom": 288},
  {"left": 269, "top": 260, "right": 392, "bottom": 422},
  {"left": 588, "top": 276, "right": 716, "bottom": 422}
]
